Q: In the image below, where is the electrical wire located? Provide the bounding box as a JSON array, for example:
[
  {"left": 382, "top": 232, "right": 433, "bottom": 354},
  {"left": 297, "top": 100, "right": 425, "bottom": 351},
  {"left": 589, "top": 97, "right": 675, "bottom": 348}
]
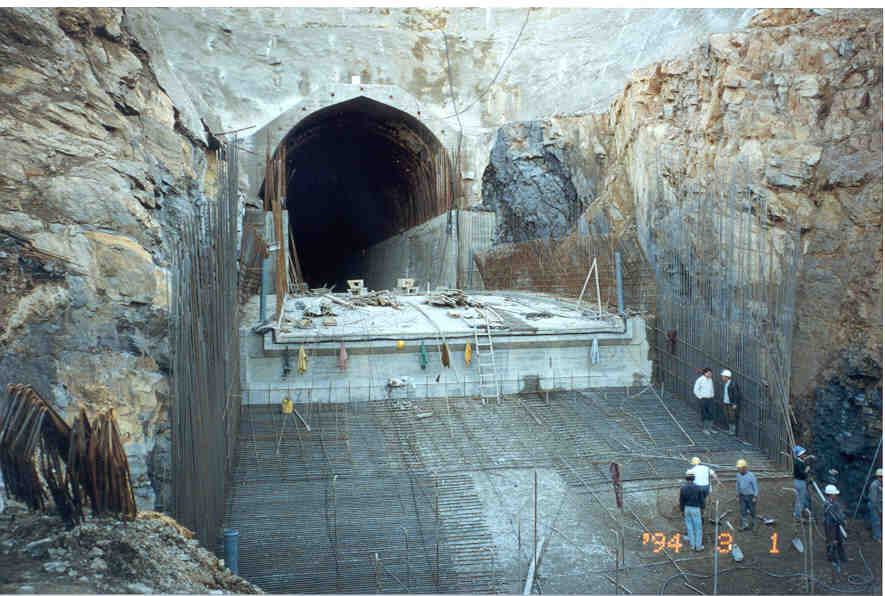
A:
[{"left": 439, "top": 8, "right": 532, "bottom": 120}]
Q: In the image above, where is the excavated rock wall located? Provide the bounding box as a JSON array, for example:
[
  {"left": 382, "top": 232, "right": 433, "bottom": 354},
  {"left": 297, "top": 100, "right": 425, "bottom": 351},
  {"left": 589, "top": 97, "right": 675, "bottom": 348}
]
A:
[
  {"left": 581, "top": 8, "right": 882, "bottom": 503},
  {"left": 0, "top": 7, "right": 214, "bottom": 510},
  {"left": 476, "top": 8, "right": 881, "bottom": 508}
]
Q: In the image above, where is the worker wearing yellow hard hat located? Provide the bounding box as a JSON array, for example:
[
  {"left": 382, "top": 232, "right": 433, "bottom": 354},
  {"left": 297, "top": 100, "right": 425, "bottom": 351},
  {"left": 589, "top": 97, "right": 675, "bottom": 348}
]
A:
[{"left": 735, "top": 459, "right": 757, "bottom": 531}]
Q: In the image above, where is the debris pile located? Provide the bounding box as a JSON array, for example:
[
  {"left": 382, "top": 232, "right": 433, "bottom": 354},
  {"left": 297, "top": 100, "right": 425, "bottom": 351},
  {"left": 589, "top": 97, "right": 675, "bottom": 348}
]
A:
[
  {"left": 347, "top": 289, "right": 400, "bottom": 307},
  {"left": 0, "top": 504, "right": 262, "bottom": 594},
  {"left": 426, "top": 288, "right": 476, "bottom": 307}
]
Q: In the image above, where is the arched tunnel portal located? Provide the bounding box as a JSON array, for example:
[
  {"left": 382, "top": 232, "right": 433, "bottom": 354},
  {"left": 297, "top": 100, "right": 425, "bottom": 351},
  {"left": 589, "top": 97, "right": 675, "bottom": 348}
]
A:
[{"left": 261, "top": 97, "right": 454, "bottom": 289}]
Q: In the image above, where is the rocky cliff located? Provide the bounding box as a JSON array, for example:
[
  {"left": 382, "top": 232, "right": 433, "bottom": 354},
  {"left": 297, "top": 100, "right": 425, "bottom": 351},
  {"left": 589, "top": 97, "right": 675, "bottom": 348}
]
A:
[
  {"left": 491, "top": 8, "right": 882, "bottom": 507},
  {"left": 598, "top": 7, "right": 882, "bottom": 429},
  {"left": 0, "top": 7, "right": 215, "bottom": 509}
]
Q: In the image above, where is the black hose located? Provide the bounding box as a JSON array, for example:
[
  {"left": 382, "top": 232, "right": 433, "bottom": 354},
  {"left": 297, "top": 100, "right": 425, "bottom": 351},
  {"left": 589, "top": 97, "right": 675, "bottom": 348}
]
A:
[{"left": 658, "top": 564, "right": 879, "bottom": 595}]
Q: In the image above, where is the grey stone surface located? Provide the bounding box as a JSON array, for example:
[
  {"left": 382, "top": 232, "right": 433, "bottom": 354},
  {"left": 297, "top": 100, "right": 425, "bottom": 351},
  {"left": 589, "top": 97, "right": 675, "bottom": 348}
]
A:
[
  {"left": 138, "top": 8, "right": 754, "bottom": 133},
  {"left": 481, "top": 121, "right": 582, "bottom": 244}
]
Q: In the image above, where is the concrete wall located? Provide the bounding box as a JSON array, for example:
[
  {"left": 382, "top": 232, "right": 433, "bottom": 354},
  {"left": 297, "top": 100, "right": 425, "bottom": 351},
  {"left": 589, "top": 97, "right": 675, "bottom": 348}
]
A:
[
  {"left": 240, "top": 316, "right": 652, "bottom": 404},
  {"left": 337, "top": 209, "right": 496, "bottom": 292}
]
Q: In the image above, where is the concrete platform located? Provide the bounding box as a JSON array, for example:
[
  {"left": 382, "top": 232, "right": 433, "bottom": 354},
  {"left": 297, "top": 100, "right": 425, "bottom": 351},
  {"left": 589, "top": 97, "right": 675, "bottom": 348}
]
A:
[{"left": 239, "top": 292, "right": 651, "bottom": 403}]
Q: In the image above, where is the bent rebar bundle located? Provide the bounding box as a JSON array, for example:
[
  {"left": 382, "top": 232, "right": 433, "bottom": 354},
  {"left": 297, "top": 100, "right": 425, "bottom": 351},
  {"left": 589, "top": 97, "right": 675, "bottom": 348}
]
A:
[{"left": 0, "top": 383, "right": 136, "bottom": 524}]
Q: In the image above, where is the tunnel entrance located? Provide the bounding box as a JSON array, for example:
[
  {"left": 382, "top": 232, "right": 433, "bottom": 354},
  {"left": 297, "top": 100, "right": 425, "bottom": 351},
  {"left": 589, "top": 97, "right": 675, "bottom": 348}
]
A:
[{"left": 264, "top": 97, "right": 454, "bottom": 290}]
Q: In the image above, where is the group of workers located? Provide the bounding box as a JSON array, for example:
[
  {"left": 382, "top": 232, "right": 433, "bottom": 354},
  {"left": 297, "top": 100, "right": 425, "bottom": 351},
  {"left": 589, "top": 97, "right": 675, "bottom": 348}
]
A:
[
  {"left": 679, "top": 456, "right": 756, "bottom": 552},
  {"left": 692, "top": 368, "right": 740, "bottom": 435},
  {"left": 679, "top": 447, "right": 883, "bottom": 580},
  {"left": 792, "top": 445, "right": 883, "bottom": 577}
]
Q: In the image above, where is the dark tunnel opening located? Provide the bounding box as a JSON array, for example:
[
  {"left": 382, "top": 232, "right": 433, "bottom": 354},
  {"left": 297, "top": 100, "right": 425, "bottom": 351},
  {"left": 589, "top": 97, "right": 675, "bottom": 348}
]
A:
[{"left": 262, "top": 97, "right": 452, "bottom": 290}]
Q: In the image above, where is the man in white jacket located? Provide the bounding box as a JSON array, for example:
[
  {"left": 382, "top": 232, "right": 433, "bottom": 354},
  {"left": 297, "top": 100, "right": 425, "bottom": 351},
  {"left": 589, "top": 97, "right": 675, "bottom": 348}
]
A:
[{"left": 693, "top": 368, "right": 715, "bottom": 434}]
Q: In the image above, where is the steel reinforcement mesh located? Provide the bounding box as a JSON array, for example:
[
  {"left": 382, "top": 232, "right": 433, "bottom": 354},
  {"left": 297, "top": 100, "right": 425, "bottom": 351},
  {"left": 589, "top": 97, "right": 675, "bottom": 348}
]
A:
[
  {"left": 220, "top": 387, "right": 779, "bottom": 593},
  {"left": 648, "top": 153, "right": 800, "bottom": 470},
  {"left": 169, "top": 137, "right": 242, "bottom": 548}
]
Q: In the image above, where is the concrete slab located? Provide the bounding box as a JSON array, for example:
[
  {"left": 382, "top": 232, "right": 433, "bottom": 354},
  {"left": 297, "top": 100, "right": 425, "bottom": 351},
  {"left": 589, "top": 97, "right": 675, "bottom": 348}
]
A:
[
  {"left": 239, "top": 292, "right": 649, "bottom": 403},
  {"left": 264, "top": 292, "right": 623, "bottom": 344}
]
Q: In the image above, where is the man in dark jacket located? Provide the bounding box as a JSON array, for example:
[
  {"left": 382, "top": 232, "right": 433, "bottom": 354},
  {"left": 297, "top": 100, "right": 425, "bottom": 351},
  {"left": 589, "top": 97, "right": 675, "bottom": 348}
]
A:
[
  {"left": 720, "top": 370, "right": 741, "bottom": 435},
  {"left": 823, "top": 484, "right": 846, "bottom": 580},
  {"left": 680, "top": 469, "right": 706, "bottom": 552},
  {"left": 792, "top": 446, "right": 814, "bottom": 523}
]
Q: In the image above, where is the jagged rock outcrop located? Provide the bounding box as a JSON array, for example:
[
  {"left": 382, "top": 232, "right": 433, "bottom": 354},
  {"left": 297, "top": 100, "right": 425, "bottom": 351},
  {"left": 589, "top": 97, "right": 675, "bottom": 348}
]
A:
[
  {"left": 0, "top": 7, "right": 214, "bottom": 509},
  {"left": 480, "top": 121, "right": 585, "bottom": 243}
]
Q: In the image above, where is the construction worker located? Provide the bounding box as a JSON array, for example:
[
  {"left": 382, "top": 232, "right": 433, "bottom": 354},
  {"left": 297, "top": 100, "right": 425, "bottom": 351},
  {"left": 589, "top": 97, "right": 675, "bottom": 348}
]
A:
[
  {"left": 869, "top": 469, "right": 882, "bottom": 543},
  {"left": 735, "top": 459, "right": 758, "bottom": 531},
  {"left": 693, "top": 368, "right": 715, "bottom": 434},
  {"left": 792, "top": 446, "right": 814, "bottom": 523},
  {"left": 719, "top": 369, "right": 741, "bottom": 435},
  {"left": 823, "top": 484, "right": 846, "bottom": 580},
  {"left": 688, "top": 456, "right": 719, "bottom": 508},
  {"left": 680, "top": 469, "right": 705, "bottom": 552}
]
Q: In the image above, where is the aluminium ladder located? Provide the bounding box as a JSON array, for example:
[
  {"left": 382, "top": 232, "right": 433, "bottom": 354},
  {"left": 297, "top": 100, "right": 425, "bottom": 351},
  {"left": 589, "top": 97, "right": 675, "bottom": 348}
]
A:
[{"left": 472, "top": 307, "right": 501, "bottom": 405}]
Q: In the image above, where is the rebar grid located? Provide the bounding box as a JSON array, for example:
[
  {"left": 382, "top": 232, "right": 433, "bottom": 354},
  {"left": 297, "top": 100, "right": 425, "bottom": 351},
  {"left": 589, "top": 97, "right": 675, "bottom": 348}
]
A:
[
  {"left": 472, "top": 232, "right": 655, "bottom": 314},
  {"left": 169, "top": 136, "right": 242, "bottom": 548},
  {"left": 222, "top": 386, "right": 780, "bottom": 593},
  {"left": 649, "top": 154, "right": 800, "bottom": 470}
]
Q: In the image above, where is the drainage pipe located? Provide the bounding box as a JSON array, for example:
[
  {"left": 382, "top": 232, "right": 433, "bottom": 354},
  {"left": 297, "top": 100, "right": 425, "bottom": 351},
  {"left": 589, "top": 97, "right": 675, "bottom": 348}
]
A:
[
  {"left": 615, "top": 252, "right": 624, "bottom": 315},
  {"left": 223, "top": 528, "right": 240, "bottom": 575}
]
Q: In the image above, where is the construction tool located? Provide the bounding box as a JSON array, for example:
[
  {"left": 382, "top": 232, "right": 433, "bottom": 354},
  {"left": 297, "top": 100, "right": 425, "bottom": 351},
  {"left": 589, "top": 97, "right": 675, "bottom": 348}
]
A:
[{"left": 811, "top": 480, "right": 847, "bottom": 538}]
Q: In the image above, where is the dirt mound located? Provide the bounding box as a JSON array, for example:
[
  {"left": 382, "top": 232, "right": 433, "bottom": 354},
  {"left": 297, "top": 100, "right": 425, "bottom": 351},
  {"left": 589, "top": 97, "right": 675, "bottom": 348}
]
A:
[{"left": 0, "top": 502, "right": 262, "bottom": 594}]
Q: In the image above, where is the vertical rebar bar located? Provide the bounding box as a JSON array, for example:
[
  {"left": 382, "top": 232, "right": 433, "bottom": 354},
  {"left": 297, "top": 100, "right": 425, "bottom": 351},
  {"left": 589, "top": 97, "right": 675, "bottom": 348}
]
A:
[{"left": 533, "top": 469, "right": 538, "bottom": 568}]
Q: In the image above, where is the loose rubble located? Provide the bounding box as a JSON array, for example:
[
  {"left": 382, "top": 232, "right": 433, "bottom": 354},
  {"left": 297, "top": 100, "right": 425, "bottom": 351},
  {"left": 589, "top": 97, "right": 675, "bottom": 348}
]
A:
[{"left": 0, "top": 502, "right": 262, "bottom": 594}]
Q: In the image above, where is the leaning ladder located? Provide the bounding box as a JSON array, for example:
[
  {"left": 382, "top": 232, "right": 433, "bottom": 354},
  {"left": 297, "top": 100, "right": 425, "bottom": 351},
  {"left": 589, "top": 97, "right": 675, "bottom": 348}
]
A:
[{"left": 473, "top": 308, "right": 501, "bottom": 405}]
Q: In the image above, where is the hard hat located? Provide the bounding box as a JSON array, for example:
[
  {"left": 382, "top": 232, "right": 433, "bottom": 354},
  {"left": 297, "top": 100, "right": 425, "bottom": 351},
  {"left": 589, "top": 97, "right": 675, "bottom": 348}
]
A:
[
  {"left": 824, "top": 484, "right": 840, "bottom": 495},
  {"left": 686, "top": 468, "right": 696, "bottom": 477},
  {"left": 721, "top": 369, "right": 732, "bottom": 377},
  {"left": 396, "top": 340, "right": 405, "bottom": 350},
  {"left": 736, "top": 459, "right": 747, "bottom": 468},
  {"left": 793, "top": 446, "right": 806, "bottom": 457},
  {"left": 690, "top": 457, "right": 701, "bottom": 465},
  {"left": 876, "top": 468, "right": 882, "bottom": 477}
]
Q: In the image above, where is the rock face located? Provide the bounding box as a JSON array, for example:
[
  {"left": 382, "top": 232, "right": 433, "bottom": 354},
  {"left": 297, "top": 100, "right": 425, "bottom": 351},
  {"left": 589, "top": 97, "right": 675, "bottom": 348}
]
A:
[
  {"left": 0, "top": 7, "right": 213, "bottom": 509},
  {"left": 811, "top": 351, "right": 882, "bottom": 515},
  {"left": 567, "top": 8, "right": 881, "bottom": 479},
  {"left": 476, "top": 8, "right": 881, "bottom": 494},
  {"left": 481, "top": 121, "right": 584, "bottom": 243}
]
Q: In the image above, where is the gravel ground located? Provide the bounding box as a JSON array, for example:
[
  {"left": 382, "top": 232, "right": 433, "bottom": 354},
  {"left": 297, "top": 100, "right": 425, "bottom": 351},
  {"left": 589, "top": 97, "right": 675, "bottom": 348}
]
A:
[{"left": 0, "top": 501, "right": 262, "bottom": 594}]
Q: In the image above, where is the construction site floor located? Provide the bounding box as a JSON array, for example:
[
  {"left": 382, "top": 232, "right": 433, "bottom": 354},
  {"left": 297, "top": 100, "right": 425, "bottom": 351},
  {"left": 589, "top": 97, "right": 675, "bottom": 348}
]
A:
[{"left": 219, "top": 387, "right": 881, "bottom": 594}]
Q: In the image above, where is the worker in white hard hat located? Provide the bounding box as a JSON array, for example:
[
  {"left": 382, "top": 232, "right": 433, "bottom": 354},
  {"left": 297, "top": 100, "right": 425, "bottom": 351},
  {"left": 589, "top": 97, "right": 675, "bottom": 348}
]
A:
[
  {"left": 735, "top": 459, "right": 758, "bottom": 531},
  {"left": 869, "top": 468, "right": 883, "bottom": 543},
  {"left": 719, "top": 369, "right": 741, "bottom": 435},
  {"left": 688, "top": 456, "right": 720, "bottom": 512},
  {"left": 823, "top": 484, "right": 846, "bottom": 579}
]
